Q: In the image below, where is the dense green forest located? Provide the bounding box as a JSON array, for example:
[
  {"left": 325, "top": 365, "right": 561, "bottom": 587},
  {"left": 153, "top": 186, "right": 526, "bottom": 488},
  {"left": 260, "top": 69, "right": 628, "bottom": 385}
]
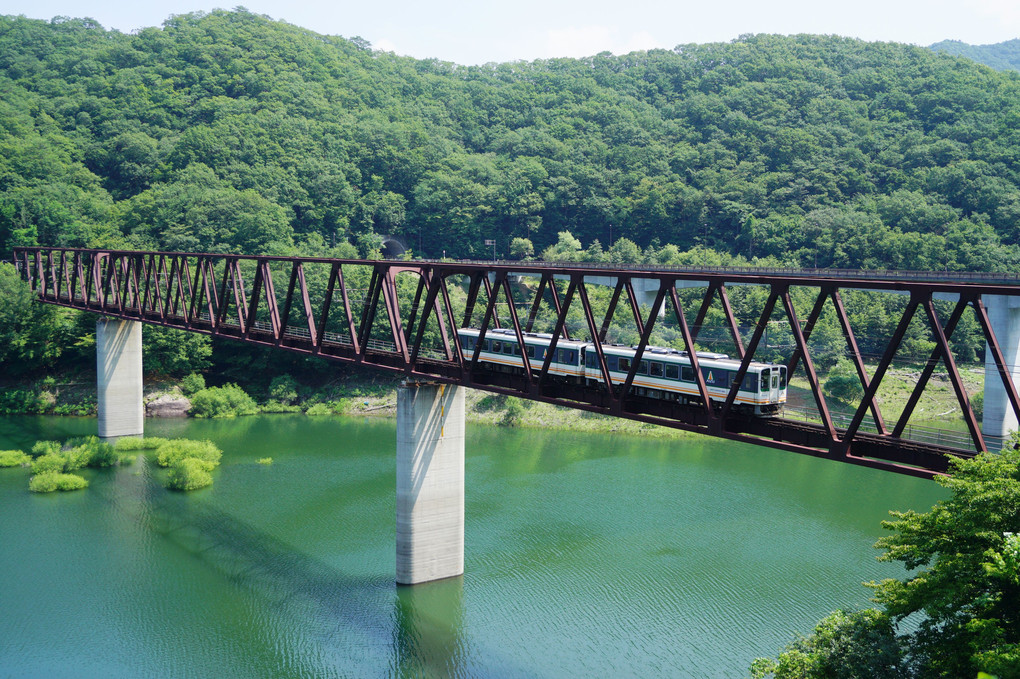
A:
[
  {"left": 930, "top": 38, "right": 1020, "bottom": 73},
  {"left": 3, "top": 10, "right": 1020, "bottom": 272}
]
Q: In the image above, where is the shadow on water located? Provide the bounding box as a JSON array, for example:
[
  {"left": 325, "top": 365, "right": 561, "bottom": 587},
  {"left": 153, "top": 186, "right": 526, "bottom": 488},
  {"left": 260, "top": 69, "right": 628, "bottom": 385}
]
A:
[{"left": 86, "top": 454, "right": 468, "bottom": 677}]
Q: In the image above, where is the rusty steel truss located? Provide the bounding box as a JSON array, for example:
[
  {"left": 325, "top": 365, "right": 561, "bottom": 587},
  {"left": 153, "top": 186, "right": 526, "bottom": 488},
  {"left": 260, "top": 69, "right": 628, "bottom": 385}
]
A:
[{"left": 14, "top": 246, "right": 1020, "bottom": 478}]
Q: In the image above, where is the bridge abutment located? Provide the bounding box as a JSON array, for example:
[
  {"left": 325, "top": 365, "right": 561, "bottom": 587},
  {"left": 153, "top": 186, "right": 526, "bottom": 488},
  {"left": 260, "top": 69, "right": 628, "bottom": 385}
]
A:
[
  {"left": 982, "top": 295, "right": 1020, "bottom": 444},
  {"left": 96, "top": 318, "right": 144, "bottom": 439},
  {"left": 396, "top": 382, "right": 464, "bottom": 585}
]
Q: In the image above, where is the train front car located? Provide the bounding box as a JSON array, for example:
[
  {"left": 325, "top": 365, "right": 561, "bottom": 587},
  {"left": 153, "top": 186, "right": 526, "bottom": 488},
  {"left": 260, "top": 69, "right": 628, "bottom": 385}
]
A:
[{"left": 581, "top": 345, "right": 785, "bottom": 415}]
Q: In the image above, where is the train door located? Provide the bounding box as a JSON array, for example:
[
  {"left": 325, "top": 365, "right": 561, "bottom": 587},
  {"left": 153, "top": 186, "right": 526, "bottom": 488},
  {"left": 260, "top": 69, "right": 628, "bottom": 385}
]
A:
[{"left": 769, "top": 369, "right": 780, "bottom": 402}]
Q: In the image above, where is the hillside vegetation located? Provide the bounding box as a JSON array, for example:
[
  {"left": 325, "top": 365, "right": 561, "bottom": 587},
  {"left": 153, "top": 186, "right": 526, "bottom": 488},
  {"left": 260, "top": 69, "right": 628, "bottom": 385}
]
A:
[
  {"left": 3, "top": 10, "right": 1020, "bottom": 273},
  {"left": 930, "top": 38, "right": 1020, "bottom": 73}
]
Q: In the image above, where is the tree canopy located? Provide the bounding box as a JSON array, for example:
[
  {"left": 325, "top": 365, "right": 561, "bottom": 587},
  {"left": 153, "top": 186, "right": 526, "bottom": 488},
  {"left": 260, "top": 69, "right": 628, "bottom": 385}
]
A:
[{"left": 2, "top": 11, "right": 1020, "bottom": 271}]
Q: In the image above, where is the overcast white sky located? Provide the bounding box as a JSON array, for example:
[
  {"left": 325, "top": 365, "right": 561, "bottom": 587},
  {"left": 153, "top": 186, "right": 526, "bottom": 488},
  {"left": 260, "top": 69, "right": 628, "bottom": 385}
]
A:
[{"left": 5, "top": 0, "right": 1020, "bottom": 65}]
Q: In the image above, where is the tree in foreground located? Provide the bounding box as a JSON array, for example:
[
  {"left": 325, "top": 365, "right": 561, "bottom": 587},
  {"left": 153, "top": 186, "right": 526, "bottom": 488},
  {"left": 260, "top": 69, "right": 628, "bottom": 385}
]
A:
[
  {"left": 870, "top": 443, "right": 1020, "bottom": 679},
  {"left": 750, "top": 608, "right": 905, "bottom": 679},
  {"left": 752, "top": 444, "right": 1020, "bottom": 678}
]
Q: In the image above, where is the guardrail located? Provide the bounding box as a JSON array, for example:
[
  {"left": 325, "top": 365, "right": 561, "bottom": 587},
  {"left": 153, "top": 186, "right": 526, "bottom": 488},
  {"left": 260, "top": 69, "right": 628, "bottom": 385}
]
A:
[{"left": 783, "top": 405, "right": 1006, "bottom": 451}]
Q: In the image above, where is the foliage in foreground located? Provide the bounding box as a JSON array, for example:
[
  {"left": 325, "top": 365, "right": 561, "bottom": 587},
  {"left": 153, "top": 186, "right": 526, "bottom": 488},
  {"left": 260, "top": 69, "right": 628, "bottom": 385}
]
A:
[
  {"left": 753, "top": 444, "right": 1020, "bottom": 679},
  {"left": 750, "top": 609, "right": 905, "bottom": 678},
  {"left": 869, "top": 443, "right": 1020, "bottom": 679},
  {"left": 28, "top": 472, "right": 88, "bottom": 493}
]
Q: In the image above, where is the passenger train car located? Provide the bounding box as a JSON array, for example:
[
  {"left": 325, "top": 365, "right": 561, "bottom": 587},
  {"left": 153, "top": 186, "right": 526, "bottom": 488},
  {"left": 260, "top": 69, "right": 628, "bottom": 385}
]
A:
[{"left": 457, "top": 328, "right": 787, "bottom": 416}]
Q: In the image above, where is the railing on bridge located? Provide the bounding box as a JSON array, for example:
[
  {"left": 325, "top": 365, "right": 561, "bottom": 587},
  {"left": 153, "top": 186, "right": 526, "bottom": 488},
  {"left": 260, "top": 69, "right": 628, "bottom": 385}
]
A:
[{"left": 13, "top": 246, "right": 1020, "bottom": 479}]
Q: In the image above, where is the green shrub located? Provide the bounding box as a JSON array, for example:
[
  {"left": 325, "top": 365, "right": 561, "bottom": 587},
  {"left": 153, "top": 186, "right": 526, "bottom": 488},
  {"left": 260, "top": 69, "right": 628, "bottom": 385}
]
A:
[
  {"left": 52, "top": 398, "right": 97, "bottom": 416},
  {"left": 29, "top": 472, "right": 89, "bottom": 493},
  {"left": 256, "top": 457, "right": 273, "bottom": 465},
  {"left": 269, "top": 374, "right": 299, "bottom": 405},
  {"left": 305, "top": 399, "right": 350, "bottom": 416},
  {"left": 500, "top": 398, "right": 525, "bottom": 427},
  {"left": 154, "top": 439, "right": 222, "bottom": 469},
  {"left": 166, "top": 457, "right": 213, "bottom": 491},
  {"left": 31, "top": 453, "right": 67, "bottom": 474},
  {"left": 180, "top": 373, "right": 206, "bottom": 396},
  {"left": 823, "top": 358, "right": 865, "bottom": 404},
  {"left": 114, "top": 436, "right": 167, "bottom": 451},
  {"left": 0, "top": 450, "right": 30, "bottom": 467},
  {"left": 476, "top": 394, "right": 507, "bottom": 412},
  {"left": 0, "top": 389, "right": 48, "bottom": 414},
  {"left": 971, "top": 390, "right": 984, "bottom": 421},
  {"left": 60, "top": 436, "right": 116, "bottom": 469},
  {"left": 30, "top": 440, "right": 61, "bottom": 457},
  {"left": 84, "top": 441, "right": 119, "bottom": 467},
  {"left": 189, "top": 384, "right": 258, "bottom": 418}
]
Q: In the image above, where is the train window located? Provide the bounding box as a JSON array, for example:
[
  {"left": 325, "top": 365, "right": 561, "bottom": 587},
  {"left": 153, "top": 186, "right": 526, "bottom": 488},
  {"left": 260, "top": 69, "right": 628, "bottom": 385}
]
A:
[
  {"left": 492, "top": 341, "right": 501, "bottom": 353},
  {"left": 512, "top": 344, "right": 520, "bottom": 355},
  {"left": 779, "top": 367, "right": 787, "bottom": 389},
  {"left": 741, "top": 374, "right": 757, "bottom": 392},
  {"left": 681, "top": 366, "right": 694, "bottom": 382},
  {"left": 460, "top": 336, "right": 474, "bottom": 351},
  {"left": 618, "top": 357, "right": 631, "bottom": 372},
  {"left": 527, "top": 346, "right": 535, "bottom": 359},
  {"left": 638, "top": 360, "right": 648, "bottom": 375},
  {"left": 760, "top": 368, "right": 770, "bottom": 392},
  {"left": 585, "top": 352, "right": 597, "bottom": 368},
  {"left": 650, "top": 362, "right": 664, "bottom": 377},
  {"left": 665, "top": 364, "right": 679, "bottom": 380}
]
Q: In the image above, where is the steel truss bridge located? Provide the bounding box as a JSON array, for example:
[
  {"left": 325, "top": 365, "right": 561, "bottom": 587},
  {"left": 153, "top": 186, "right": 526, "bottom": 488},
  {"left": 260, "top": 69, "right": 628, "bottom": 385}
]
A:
[{"left": 14, "top": 246, "right": 1020, "bottom": 479}]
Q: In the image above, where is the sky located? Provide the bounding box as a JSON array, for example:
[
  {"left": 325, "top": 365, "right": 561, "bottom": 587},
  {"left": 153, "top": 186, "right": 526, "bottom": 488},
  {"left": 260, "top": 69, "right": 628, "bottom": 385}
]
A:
[{"left": 4, "top": 0, "right": 1020, "bottom": 65}]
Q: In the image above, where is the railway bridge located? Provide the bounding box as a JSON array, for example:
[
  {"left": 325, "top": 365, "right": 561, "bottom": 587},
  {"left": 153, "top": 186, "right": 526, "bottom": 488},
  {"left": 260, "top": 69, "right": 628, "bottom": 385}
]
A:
[{"left": 13, "top": 247, "right": 1020, "bottom": 583}]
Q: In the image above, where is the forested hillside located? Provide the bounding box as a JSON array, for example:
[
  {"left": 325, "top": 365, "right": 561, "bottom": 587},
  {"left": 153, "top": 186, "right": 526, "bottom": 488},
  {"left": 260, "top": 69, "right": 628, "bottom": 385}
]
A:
[
  {"left": 930, "top": 38, "right": 1020, "bottom": 72},
  {"left": 4, "top": 10, "right": 1020, "bottom": 272}
]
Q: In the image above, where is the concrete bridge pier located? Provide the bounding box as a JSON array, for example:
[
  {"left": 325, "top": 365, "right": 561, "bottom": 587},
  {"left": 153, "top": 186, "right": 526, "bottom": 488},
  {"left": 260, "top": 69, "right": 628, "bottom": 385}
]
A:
[
  {"left": 96, "top": 318, "right": 144, "bottom": 440},
  {"left": 396, "top": 382, "right": 465, "bottom": 585},
  {"left": 982, "top": 295, "right": 1020, "bottom": 445}
]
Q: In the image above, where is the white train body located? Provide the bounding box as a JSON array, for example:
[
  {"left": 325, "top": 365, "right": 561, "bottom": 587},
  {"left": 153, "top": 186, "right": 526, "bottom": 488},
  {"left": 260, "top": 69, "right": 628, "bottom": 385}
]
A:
[{"left": 457, "top": 328, "right": 787, "bottom": 416}]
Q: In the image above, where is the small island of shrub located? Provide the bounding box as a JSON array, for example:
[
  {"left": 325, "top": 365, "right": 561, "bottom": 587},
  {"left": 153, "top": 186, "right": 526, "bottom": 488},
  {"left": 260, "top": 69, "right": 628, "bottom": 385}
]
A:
[
  {"left": 166, "top": 457, "right": 213, "bottom": 491},
  {"left": 151, "top": 438, "right": 224, "bottom": 491},
  {"left": 28, "top": 436, "right": 130, "bottom": 475},
  {"left": 29, "top": 472, "right": 89, "bottom": 493},
  {"left": 0, "top": 450, "right": 30, "bottom": 467}
]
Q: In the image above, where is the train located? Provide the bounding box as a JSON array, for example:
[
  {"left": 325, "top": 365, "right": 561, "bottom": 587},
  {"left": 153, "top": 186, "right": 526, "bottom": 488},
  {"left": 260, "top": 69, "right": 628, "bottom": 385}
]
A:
[{"left": 456, "top": 327, "right": 788, "bottom": 416}]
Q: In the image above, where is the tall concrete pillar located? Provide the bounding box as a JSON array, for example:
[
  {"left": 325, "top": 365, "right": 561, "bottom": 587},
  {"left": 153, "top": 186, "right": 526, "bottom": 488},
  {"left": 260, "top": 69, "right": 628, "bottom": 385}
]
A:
[
  {"left": 396, "top": 383, "right": 464, "bottom": 585},
  {"left": 96, "top": 318, "right": 144, "bottom": 439},
  {"left": 982, "top": 295, "right": 1020, "bottom": 444}
]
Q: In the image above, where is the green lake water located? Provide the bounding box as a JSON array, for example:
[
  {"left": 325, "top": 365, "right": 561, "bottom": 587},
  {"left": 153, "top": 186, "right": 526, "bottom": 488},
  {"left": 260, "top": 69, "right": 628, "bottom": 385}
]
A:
[{"left": 0, "top": 413, "right": 945, "bottom": 678}]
